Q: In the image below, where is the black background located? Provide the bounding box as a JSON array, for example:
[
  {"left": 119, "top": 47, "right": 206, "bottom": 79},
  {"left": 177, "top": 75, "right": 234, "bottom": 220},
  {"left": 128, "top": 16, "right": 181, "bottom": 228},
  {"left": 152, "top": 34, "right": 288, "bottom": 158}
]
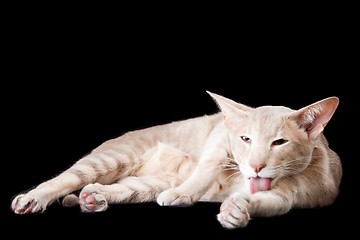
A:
[{"left": 3, "top": 4, "right": 357, "bottom": 238}]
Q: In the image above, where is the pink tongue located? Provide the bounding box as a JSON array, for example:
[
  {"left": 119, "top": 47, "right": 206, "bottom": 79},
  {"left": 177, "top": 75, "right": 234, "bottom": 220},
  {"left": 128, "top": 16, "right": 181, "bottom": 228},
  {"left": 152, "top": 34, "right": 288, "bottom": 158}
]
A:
[{"left": 250, "top": 177, "right": 271, "bottom": 194}]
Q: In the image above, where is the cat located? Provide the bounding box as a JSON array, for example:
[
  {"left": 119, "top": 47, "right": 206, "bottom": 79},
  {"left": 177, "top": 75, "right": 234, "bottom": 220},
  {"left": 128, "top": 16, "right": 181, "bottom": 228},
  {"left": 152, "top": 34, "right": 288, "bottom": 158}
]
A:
[{"left": 11, "top": 91, "right": 342, "bottom": 229}]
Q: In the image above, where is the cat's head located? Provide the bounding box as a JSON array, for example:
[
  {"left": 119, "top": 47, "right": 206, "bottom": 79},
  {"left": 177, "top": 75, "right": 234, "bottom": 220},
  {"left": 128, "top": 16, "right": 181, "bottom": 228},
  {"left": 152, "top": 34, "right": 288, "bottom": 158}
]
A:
[{"left": 208, "top": 91, "right": 339, "bottom": 193}]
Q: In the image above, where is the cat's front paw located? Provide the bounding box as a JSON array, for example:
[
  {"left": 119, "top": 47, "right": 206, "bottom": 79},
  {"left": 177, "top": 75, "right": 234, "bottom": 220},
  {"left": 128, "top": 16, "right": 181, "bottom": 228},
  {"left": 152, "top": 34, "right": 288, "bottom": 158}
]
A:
[
  {"left": 217, "top": 192, "right": 250, "bottom": 229},
  {"left": 79, "top": 184, "right": 108, "bottom": 212},
  {"left": 12, "top": 193, "right": 47, "bottom": 214},
  {"left": 157, "top": 188, "right": 193, "bottom": 206}
]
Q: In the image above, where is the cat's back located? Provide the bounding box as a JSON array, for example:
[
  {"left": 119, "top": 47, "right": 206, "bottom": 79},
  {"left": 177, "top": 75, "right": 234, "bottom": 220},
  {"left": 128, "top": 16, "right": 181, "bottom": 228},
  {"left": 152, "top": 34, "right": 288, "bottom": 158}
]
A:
[
  {"left": 292, "top": 134, "right": 342, "bottom": 208},
  {"left": 318, "top": 135, "right": 342, "bottom": 189},
  {"left": 93, "top": 113, "right": 223, "bottom": 158}
]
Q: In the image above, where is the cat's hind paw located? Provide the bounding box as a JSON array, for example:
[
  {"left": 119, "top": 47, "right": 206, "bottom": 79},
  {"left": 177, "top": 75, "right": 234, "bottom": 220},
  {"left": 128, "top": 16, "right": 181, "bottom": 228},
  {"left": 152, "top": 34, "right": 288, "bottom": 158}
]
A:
[
  {"left": 79, "top": 184, "right": 108, "bottom": 212},
  {"left": 12, "top": 193, "right": 46, "bottom": 214},
  {"left": 157, "top": 188, "right": 193, "bottom": 206}
]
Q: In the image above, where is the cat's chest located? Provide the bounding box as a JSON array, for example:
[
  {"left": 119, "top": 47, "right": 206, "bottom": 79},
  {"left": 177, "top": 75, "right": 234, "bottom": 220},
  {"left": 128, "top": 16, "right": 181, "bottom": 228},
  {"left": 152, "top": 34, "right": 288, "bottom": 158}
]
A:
[{"left": 200, "top": 173, "right": 245, "bottom": 202}]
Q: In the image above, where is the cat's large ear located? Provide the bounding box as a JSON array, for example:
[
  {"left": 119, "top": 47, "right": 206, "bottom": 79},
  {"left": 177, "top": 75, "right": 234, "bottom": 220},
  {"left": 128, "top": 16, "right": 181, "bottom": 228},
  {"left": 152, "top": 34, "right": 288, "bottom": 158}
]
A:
[
  {"left": 207, "top": 91, "right": 252, "bottom": 129},
  {"left": 290, "top": 97, "right": 339, "bottom": 140}
]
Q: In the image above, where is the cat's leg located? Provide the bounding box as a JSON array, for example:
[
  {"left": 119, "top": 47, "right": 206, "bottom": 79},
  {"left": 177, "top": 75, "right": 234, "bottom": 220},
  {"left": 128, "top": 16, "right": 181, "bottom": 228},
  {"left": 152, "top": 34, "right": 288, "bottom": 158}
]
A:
[
  {"left": 247, "top": 190, "right": 292, "bottom": 217},
  {"left": 79, "top": 176, "right": 171, "bottom": 212},
  {"left": 12, "top": 172, "right": 84, "bottom": 214},
  {"left": 157, "top": 124, "right": 229, "bottom": 206},
  {"left": 78, "top": 141, "right": 194, "bottom": 212},
  {"left": 12, "top": 149, "right": 137, "bottom": 214}
]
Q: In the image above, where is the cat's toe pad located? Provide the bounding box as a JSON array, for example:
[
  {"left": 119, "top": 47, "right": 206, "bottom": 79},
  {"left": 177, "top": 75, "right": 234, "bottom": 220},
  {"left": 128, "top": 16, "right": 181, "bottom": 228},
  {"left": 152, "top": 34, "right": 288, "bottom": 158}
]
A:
[
  {"left": 12, "top": 193, "right": 46, "bottom": 214},
  {"left": 79, "top": 184, "right": 108, "bottom": 212}
]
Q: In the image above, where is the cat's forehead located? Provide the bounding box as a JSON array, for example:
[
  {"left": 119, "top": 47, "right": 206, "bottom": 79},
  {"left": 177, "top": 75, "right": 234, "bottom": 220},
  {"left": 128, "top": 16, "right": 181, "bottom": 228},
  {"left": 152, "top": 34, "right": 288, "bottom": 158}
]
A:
[
  {"left": 248, "top": 106, "right": 294, "bottom": 132},
  {"left": 253, "top": 105, "right": 294, "bottom": 116}
]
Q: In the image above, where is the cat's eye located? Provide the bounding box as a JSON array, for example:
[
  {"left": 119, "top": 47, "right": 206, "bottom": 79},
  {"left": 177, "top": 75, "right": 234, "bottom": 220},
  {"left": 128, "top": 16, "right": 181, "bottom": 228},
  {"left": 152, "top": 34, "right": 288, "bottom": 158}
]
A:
[
  {"left": 240, "top": 136, "right": 252, "bottom": 143},
  {"left": 272, "top": 138, "right": 288, "bottom": 146}
]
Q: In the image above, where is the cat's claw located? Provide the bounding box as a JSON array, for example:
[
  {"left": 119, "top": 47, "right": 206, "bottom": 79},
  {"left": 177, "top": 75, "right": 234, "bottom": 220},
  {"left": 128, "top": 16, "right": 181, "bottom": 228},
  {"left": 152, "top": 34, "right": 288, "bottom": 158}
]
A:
[
  {"left": 79, "top": 184, "right": 108, "bottom": 212},
  {"left": 11, "top": 193, "right": 46, "bottom": 214},
  {"left": 157, "top": 188, "right": 193, "bottom": 206},
  {"left": 217, "top": 192, "right": 250, "bottom": 229}
]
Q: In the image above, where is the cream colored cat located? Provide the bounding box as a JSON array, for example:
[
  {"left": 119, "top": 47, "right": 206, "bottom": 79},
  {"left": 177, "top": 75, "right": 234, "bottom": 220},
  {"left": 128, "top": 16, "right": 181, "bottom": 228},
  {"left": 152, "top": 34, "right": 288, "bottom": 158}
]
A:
[{"left": 12, "top": 91, "right": 342, "bottom": 229}]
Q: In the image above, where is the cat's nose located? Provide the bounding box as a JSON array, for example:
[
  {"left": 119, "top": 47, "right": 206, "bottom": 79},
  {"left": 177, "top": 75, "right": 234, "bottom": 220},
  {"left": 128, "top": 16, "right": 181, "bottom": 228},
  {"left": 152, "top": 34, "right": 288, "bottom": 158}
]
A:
[{"left": 251, "top": 163, "right": 266, "bottom": 173}]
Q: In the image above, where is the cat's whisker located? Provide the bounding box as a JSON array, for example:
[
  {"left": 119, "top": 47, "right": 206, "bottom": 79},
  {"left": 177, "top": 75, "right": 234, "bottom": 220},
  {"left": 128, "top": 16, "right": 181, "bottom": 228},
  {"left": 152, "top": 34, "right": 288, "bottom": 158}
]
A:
[
  {"left": 222, "top": 167, "right": 240, "bottom": 171},
  {"left": 217, "top": 163, "right": 239, "bottom": 169},
  {"left": 220, "top": 170, "right": 242, "bottom": 184},
  {"left": 222, "top": 156, "right": 236, "bottom": 161},
  {"left": 220, "top": 156, "right": 247, "bottom": 170},
  {"left": 275, "top": 116, "right": 290, "bottom": 137}
]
